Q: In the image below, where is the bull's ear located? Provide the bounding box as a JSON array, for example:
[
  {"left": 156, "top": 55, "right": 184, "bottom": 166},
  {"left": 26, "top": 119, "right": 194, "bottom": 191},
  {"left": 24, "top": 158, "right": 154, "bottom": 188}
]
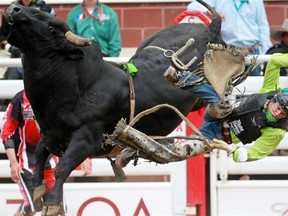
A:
[
  {"left": 67, "top": 48, "right": 85, "bottom": 59},
  {"left": 60, "top": 42, "right": 86, "bottom": 59}
]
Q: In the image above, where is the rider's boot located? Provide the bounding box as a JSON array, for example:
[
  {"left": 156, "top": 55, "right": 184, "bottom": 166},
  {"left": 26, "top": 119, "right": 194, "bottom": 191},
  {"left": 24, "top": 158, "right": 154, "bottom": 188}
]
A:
[
  {"left": 206, "top": 103, "right": 232, "bottom": 119},
  {"left": 163, "top": 66, "right": 179, "bottom": 83},
  {"left": 206, "top": 93, "right": 233, "bottom": 119}
]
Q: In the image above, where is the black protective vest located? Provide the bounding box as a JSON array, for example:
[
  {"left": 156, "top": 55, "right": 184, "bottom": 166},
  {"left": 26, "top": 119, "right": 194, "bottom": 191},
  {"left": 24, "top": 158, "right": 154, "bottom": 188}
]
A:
[{"left": 227, "top": 91, "right": 288, "bottom": 144}]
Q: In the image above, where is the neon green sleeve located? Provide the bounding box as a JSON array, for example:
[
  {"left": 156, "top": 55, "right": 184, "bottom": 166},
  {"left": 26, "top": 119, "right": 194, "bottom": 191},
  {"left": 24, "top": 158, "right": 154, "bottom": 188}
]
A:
[
  {"left": 233, "top": 127, "right": 285, "bottom": 162},
  {"left": 259, "top": 53, "right": 288, "bottom": 94}
]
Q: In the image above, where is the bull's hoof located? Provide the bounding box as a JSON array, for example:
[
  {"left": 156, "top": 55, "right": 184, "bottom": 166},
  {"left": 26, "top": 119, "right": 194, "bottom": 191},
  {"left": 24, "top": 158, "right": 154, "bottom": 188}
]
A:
[
  {"left": 33, "top": 183, "right": 46, "bottom": 202},
  {"left": 41, "top": 205, "right": 61, "bottom": 216}
]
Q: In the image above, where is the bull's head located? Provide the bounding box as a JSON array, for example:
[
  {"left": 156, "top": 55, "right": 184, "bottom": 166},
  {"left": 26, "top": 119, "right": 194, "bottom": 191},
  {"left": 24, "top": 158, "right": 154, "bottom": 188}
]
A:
[{"left": 2, "top": 3, "right": 92, "bottom": 59}]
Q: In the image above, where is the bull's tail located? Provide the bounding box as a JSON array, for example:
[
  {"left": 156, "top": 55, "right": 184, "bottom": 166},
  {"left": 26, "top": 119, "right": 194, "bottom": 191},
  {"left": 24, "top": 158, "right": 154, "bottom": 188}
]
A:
[{"left": 195, "top": 0, "right": 222, "bottom": 40}]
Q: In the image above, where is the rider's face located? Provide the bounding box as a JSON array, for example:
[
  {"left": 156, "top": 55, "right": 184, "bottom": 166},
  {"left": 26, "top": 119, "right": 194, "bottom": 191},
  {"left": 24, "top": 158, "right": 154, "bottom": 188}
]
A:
[{"left": 268, "top": 101, "right": 287, "bottom": 119}]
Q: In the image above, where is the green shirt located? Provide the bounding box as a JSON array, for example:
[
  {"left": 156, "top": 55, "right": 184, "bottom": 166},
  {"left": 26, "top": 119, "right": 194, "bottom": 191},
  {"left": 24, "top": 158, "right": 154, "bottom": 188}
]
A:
[
  {"left": 66, "top": 3, "right": 121, "bottom": 57},
  {"left": 233, "top": 53, "right": 288, "bottom": 162}
]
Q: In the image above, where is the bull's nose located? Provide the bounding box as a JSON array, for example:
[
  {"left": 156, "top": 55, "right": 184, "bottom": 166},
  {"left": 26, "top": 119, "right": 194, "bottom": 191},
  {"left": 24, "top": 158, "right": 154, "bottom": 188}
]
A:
[{"left": 6, "top": 3, "right": 22, "bottom": 15}]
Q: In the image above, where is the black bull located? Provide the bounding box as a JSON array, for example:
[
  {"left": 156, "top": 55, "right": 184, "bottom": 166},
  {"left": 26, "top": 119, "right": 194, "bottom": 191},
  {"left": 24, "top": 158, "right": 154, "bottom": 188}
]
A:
[{"left": 2, "top": 0, "right": 225, "bottom": 214}]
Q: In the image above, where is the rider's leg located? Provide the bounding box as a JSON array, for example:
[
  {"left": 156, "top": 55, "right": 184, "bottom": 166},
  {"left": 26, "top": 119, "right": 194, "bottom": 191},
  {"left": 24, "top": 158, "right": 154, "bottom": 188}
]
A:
[
  {"left": 199, "top": 111, "right": 223, "bottom": 140},
  {"left": 179, "top": 72, "right": 221, "bottom": 104},
  {"left": 179, "top": 72, "right": 233, "bottom": 118}
]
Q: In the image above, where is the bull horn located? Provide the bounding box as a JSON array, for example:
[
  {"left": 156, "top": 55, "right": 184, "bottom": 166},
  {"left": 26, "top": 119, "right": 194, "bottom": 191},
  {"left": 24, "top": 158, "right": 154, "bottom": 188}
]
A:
[{"left": 65, "top": 31, "right": 92, "bottom": 47}]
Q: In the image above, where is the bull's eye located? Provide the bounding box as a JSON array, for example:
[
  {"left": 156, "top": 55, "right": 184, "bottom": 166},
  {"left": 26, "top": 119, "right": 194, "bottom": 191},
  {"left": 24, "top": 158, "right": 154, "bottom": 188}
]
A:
[{"left": 49, "top": 26, "right": 55, "bottom": 32}]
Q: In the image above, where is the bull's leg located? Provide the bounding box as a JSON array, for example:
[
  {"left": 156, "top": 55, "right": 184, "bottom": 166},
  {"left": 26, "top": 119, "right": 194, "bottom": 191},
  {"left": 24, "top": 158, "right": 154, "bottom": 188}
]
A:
[
  {"left": 42, "top": 125, "right": 104, "bottom": 216},
  {"left": 115, "top": 136, "right": 237, "bottom": 166},
  {"left": 172, "top": 137, "right": 237, "bottom": 158},
  {"left": 33, "top": 139, "right": 50, "bottom": 204}
]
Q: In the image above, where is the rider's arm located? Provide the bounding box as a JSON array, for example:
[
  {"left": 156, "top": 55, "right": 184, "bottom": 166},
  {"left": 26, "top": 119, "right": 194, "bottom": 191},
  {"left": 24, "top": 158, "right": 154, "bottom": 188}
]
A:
[
  {"left": 232, "top": 127, "right": 285, "bottom": 162},
  {"left": 259, "top": 53, "right": 288, "bottom": 93}
]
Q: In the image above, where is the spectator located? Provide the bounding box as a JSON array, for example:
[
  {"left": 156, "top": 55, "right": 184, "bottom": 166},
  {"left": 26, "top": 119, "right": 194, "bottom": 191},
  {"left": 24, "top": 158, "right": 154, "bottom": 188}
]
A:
[
  {"left": 188, "top": 0, "right": 272, "bottom": 76},
  {"left": 66, "top": 0, "right": 122, "bottom": 57},
  {"left": 265, "top": 18, "right": 288, "bottom": 76},
  {"left": 0, "top": 90, "right": 92, "bottom": 216}
]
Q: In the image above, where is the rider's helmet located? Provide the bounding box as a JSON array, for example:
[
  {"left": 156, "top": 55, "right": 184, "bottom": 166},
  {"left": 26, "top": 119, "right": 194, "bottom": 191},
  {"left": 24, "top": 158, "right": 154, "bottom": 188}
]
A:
[{"left": 272, "top": 88, "right": 288, "bottom": 114}]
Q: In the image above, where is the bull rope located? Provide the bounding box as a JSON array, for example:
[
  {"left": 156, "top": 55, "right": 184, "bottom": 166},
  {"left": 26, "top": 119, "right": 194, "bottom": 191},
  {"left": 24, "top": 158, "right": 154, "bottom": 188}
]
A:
[
  {"left": 123, "top": 63, "right": 136, "bottom": 123},
  {"left": 125, "top": 103, "right": 210, "bottom": 147},
  {"left": 121, "top": 63, "right": 208, "bottom": 144},
  {"left": 111, "top": 103, "right": 218, "bottom": 165},
  {"left": 109, "top": 56, "right": 212, "bottom": 170},
  {"left": 105, "top": 63, "right": 136, "bottom": 181}
]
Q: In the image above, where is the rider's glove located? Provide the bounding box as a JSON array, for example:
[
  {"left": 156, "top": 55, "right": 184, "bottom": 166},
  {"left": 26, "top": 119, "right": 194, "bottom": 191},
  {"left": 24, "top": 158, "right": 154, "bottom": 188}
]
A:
[{"left": 233, "top": 147, "right": 248, "bottom": 162}]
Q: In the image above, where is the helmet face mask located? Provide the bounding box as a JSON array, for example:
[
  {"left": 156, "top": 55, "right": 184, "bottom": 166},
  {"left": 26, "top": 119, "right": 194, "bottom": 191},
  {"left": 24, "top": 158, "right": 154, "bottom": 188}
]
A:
[{"left": 273, "top": 88, "right": 288, "bottom": 115}]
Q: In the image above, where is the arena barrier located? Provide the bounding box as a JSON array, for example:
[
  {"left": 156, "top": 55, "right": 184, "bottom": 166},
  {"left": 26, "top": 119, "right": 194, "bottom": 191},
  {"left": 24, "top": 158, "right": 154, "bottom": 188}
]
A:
[{"left": 0, "top": 57, "right": 195, "bottom": 216}]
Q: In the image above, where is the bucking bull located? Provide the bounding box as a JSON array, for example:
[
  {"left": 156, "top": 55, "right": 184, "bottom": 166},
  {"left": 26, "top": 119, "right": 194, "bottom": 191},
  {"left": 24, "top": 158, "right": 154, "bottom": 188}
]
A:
[{"left": 1, "top": 0, "right": 255, "bottom": 215}]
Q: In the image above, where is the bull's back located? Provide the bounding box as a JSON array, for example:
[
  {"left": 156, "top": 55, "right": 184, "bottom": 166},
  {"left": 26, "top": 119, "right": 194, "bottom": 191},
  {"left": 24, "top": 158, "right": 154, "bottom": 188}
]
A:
[
  {"left": 136, "top": 23, "right": 212, "bottom": 52},
  {"left": 132, "top": 23, "right": 219, "bottom": 75}
]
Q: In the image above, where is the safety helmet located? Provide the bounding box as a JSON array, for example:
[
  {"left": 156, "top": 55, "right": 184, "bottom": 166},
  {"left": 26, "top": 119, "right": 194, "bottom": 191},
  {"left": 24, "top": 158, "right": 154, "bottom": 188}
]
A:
[{"left": 273, "top": 88, "right": 288, "bottom": 114}]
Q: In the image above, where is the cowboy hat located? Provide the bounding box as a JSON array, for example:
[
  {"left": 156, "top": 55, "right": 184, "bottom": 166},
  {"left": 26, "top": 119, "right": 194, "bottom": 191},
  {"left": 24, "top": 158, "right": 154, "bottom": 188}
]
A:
[{"left": 271, "top": 18, "right": 288, "bottom": 41}]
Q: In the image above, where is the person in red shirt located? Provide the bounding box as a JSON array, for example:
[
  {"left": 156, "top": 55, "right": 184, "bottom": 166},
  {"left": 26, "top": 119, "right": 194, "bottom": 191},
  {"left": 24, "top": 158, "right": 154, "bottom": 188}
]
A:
[{"left": 0, "top": 90, "right": 92, "bottom": 216}]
